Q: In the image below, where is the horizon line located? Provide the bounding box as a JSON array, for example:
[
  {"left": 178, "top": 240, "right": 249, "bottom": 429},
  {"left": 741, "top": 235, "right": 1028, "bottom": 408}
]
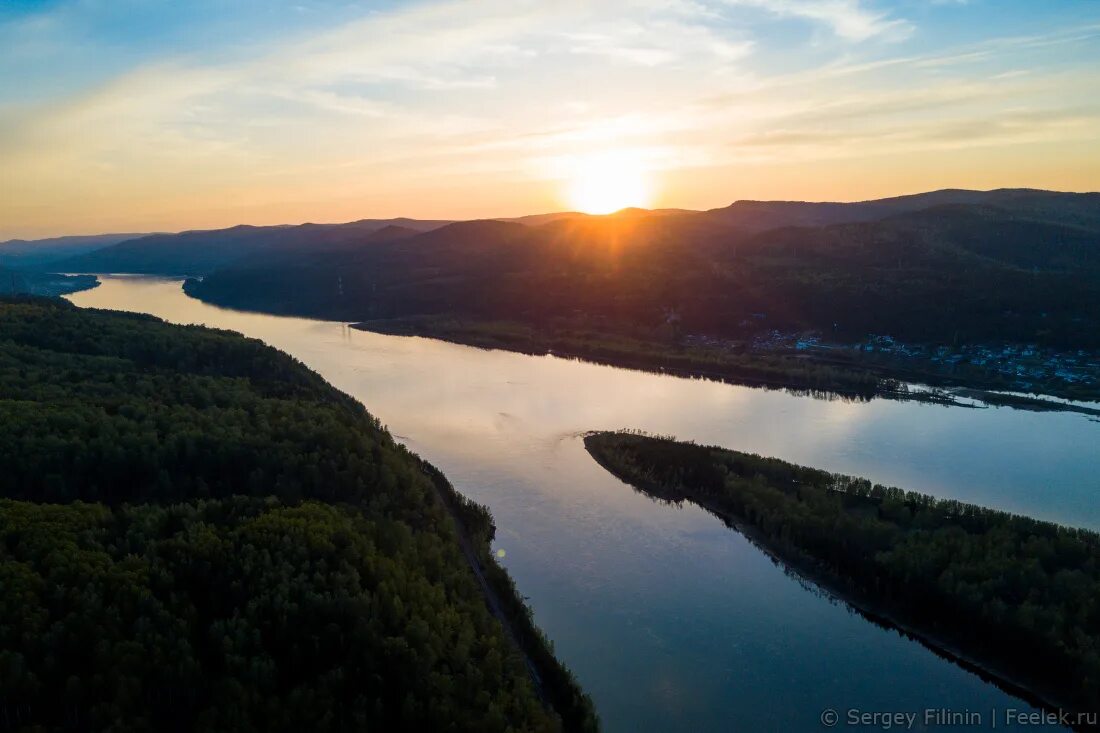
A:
[{"left": 5, "top": 185, "right": 1098, "bottom": 244}]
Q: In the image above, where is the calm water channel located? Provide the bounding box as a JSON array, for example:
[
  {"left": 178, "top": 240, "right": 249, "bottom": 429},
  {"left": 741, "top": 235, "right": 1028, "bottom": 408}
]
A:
[{"left": 69, "top": 276, "right": 1099, "bottom": 732}]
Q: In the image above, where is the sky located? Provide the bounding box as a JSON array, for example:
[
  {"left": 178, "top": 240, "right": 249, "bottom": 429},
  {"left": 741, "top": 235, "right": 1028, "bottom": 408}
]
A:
[{"left": 1, "top": 0, "right": 1099, "bottom": 239}]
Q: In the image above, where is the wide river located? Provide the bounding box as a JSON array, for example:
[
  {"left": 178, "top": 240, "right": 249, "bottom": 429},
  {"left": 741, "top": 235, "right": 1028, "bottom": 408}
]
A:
[{"left": 70, "top": 276, "right": 1099, "bottom": 732}]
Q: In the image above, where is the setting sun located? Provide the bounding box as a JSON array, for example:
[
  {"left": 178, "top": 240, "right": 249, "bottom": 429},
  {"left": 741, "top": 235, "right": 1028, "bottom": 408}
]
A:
[{"left": 564, "top": 151, "right": 654, "bottom": 214}]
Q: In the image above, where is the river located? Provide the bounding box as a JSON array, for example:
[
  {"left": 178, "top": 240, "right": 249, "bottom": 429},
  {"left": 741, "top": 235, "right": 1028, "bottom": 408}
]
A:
[{"left": 69, "top": 275, "right": 1099, "bottom": 732}]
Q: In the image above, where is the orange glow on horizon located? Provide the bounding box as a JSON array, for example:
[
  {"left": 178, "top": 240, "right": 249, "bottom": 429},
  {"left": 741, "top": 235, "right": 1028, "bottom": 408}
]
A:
[{"left": 563, "top": 151, "right": 655, "bottom": 215}]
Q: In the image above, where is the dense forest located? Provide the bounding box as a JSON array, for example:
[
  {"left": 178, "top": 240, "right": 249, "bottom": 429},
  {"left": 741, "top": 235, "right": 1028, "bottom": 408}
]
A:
[
  {"left": 584, "top": 431, "right": 1100, "bottom": 715},
  {"left": 0, "top": 296, "right": 597, "bottom": 732}
]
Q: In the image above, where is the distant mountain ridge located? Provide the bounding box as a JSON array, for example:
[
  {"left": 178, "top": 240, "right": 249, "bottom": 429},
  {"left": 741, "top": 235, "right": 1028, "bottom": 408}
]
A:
[
  {"left": 52, "top": 210, "right": 703, "bottom": 274},
  {"left": 182, "top": 188, "right": 1100, "bottom": 349},
  {"left": 43, "top": 187, "right": 1100, "bottom": 349},
  {"left": 0, "top": 233, "right": 148, "bottom": 269},
  {"left": 45, "top": 188, "right": 1098, "bottom": 278},
  {"left": 701, "top": 188, "right": 1100, "bottom": 233},
  {"left": 58, "top": 218, "right": 454, "bottom": 275}
]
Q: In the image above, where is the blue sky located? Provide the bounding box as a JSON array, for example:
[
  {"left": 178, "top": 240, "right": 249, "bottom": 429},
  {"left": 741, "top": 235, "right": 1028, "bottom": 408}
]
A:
[{"left": 2, "top": 0, "right": 1099, "bottom": 237}]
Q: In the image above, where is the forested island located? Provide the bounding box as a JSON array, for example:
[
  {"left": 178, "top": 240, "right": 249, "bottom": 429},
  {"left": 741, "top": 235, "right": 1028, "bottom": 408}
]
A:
[
  {"left": 0, "top": 296, "right": 597, "bottom": 732},
  {"left": 349, "top": 315, "right": 1100, "bottom": 414},
  {"left": 584, "top": 431, "right": 1100, "bottom": 719},
  {"left": 0, "top": 267, "right": 97, "bottom": 297}
]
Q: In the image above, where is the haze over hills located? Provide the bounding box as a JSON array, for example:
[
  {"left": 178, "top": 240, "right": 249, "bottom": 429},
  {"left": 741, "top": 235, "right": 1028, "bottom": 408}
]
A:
[
  {"left": 58, "top": 218, "right": 454, "bottom": 275},
  {"left": 50, "top": 210, "right": 698, "bottom": 275},
  {"left": 0, "top": 232, "right": 148, "bottom": 269}
]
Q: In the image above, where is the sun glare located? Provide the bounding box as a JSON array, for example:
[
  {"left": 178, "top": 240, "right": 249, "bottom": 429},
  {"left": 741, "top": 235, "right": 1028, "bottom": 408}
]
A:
[{"left": 564, "top": 151, "right": 654, "bottom": 215}]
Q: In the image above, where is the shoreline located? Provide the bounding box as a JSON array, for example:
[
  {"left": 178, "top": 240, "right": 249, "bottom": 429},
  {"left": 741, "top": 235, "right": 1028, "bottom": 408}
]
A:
[
  {"left": 421, "top": 460, "right": 599, "bottom": 732},
  {"left": 352, "top": 318, "right": 1100, "bottom": 417},
  {"left": 582, "top": 436, "right": 1089, "bottom": 728},
  {"left": 177, "top": 282, "right": 1098, "bottom": 413}
]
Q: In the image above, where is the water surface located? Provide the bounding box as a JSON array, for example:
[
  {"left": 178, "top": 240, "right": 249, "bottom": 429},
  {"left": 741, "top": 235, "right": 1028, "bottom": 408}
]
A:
[{"left": 70, "top": 276, "right": 1099, "bottom": 732}]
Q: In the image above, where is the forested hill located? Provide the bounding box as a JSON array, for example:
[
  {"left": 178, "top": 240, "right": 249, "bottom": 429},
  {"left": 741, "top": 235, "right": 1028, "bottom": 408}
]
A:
[
  {"left": 0, "top": 296, "right": 595, "bottom": 732},
  {"left": 186, "top": 192, "right": 1100, "bottom": 349},
  {"left": 57, "top": 218, "right": 453, "bottom": 275},
  {"left": 699, "top": 188, "right": 1100, "bottom": 232}
]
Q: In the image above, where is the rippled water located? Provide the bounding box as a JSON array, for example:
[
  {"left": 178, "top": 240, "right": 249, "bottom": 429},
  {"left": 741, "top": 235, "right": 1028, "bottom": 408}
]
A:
[{"left": 70, "top": 276, "right": 1099, "bottom": 732}]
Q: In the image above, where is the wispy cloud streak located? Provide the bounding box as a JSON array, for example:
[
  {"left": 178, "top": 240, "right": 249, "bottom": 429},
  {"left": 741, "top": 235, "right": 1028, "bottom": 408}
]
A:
[{"left": 0, "top": 0, "right": 1097, "bottom": 237}]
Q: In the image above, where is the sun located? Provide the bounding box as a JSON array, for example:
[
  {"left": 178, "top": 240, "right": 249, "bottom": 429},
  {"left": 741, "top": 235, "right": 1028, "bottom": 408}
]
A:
[{"left": 564, "top": 151, "right": 654, "bottom": 215}]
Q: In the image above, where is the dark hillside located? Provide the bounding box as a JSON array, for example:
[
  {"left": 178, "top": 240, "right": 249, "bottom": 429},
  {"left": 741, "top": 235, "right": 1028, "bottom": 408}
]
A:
[
  {"left": 189, "top": 192, "right": 1100, "bottom": 348},
  {"left": 0, "top": 296, "right": 596, "bottom": 732}
]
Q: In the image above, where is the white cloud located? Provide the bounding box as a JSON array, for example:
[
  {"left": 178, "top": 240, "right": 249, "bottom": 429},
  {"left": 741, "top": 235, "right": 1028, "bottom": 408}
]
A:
[{"left": 722, "top": 0, "right": 911, "bottom": 41}]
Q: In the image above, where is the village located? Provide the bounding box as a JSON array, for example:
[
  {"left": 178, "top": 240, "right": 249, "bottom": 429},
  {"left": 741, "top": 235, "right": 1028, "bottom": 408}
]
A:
[{"left": 681, "top": 330, "right": 1100, "bottom": 398}]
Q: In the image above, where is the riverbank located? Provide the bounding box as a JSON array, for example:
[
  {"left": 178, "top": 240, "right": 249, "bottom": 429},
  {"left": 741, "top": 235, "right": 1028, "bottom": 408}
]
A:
[
  {"left": 583, "top": 431, "right": 1100, "bottom": 727},
  {"left": 2, "top": 270, "right": 98, "bottom": 297},
  {"left": 421, "top": 461, "right": 600, "bottom": 733},
  {"left": 352, "top": 316, "right": 1100, "bottom": 415}
]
